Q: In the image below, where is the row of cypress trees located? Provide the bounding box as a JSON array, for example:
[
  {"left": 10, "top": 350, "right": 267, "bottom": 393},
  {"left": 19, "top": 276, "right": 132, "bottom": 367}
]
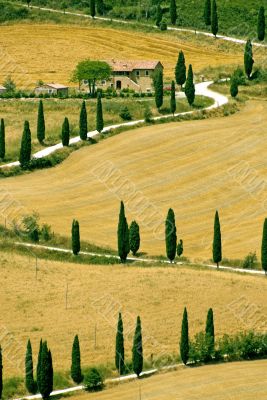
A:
[
  {"left": 153, "top": 50, "right": 195, "bottom": 113},
  {"left": 16, "top": 94, "right": 104, "bottom": 167}
]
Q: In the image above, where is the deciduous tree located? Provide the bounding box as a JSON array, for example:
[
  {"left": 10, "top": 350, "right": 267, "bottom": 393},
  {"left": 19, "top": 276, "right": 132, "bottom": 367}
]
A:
[{"left": 71, "top": 60, "right": 111, "bottom": 96}]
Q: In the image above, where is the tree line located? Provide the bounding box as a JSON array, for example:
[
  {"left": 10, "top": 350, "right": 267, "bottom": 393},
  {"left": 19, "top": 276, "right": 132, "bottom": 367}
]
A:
[
  {"left": 0, "top": 96, "right": 104, "bottom": 167},
  {"left": 3, "top": 304, "right": 267, "bottom": 398}
]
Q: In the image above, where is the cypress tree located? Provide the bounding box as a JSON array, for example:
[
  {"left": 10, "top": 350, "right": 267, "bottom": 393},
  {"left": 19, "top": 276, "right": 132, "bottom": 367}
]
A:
[
  {"left": 79, "top": 101, "right": 88, "bottom": 140},
  {"left": 258, "top": 6, "right": 265, "bottom": 41},
  {"left": 96, "top": 0, "right": 105, "bottom": 15},
  {"left": 165, "top": 208, "right": 177, "bottom": 263},
  {"left": 180, "top": 307, "right": 189, "bottom": 365},
  {"left": 0, "top": 118, "right": 5, "bottom": 159},
  {"left": 117, "top": 201, "right": 130, "bottom": 263},
  {"left": 25, "top": 339, "right": 36, "bottom": 394},
  {"left": 72, "top": 219, "right": 80, "bottom": 256},
  {"left": 132, "top": 316, "right": 143, "bottom": 377},
  {"left": 177, "top": 239, "right": 183, "bottom": 257},
  {"left": 170, "top": 0, "right": 177, "bottom": 25},
  {"left": 115, "top": 313, "right": 125, "bottom": 375},
  {"left": 71, "top": 335, "right": 83, "bottom": 384},
  {"left": 153, "top": 69, "right": 163, "bottom": 110},
  {"left": 129, "top": 221, "right": 140, "bottom": 256},
  {"left": 39, "top": 341, "right": 53, "bottom": 400},
  {"left": 48, "top": 349, "right": 53, "bottom": 396},
  {"left": 90, "top": 0, "right": 96, "bottom": 18},
  {"left": 204, "top": 0, "right": 211, "bottom": 26},
  {"left": 61, "top": 117, "right": 70, "bottom": 147},
  {"left": 213, "top": 210, "right": 222, "bottom": 269},
  {"left": 96, "top": 92, "right": 104, "bottom": 133},
  {"left": 185, "top": 64, "right": 195, "bottom": 106},
  {"left": 261, "top": 218, "right": 267, "bottom": 275},
  {"left": 19, "top": 120, "right": 31, "bottom": 168},
  {"left": 155, "top": 5, "right": 163, "bottom": 27},
  {"left": 211, "top": 0, "right": 218, "bottom": 37},
  {"left": 37, "top": 100, "right": 45, "bottom": 144},
  {"left": 37, "top": 339, "right": 43, "bottom": 390},
  {"left": 170, "top": 80, "right": 176, "bottom": 115},
  {"left": 0, "top": 346, "right": 2, "bottom": 400},
  {"left": 230, "top": 79, "right": 238, "bottom": 98},
  {"left": 175, "top": 50, "right": 186, "bottom": 89},
  {"left": 244, "top": 39, "right": 254, "bottom": 79},
  {"left": 205, "top": 308, "right": 215, "bottom": 355}
]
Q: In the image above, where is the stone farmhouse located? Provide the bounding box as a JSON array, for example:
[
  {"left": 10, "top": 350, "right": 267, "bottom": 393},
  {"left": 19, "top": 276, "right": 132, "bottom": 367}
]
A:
[{"left": 99, "top": 60, "right": 163, "bottom": 93}]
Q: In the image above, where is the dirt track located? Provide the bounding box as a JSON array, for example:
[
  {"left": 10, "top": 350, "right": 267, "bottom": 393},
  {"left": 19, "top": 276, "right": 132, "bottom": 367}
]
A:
[{"left": 1, "top": 100, "right": 267, "bottom": 261}]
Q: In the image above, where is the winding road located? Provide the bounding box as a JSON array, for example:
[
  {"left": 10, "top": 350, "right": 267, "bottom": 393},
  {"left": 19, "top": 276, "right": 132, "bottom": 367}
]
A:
[{"left": 0, "top": 81, "right": 228, "bottom": 169}]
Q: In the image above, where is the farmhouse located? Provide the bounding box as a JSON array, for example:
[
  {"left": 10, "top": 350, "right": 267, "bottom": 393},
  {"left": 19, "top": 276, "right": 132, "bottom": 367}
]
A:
[
  {"left": 35, "top": 83, "right": 69, "bottom": 96},
  {"left": 100, "top": 60, "right": 163, "bottom": 93}
]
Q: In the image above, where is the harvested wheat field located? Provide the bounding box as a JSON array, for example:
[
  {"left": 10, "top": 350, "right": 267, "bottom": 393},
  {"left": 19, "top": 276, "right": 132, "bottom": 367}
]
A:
[
  {"left": 70, "top": 360, "right": 267, "bottom": 400},
  {"left": 1, "top": 100, "right": 267, "bottom": 261},
  {"left": 0, "top": 251, "right": 267, "bottom": 378},
  {"left": 0, "top": 24, "right": 243, "bottom": 87}
]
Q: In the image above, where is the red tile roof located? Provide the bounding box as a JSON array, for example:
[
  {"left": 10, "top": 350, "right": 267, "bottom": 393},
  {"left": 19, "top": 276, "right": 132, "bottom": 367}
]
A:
[{"left": 108, "top": 60, "right": 162, "bottom": 72}]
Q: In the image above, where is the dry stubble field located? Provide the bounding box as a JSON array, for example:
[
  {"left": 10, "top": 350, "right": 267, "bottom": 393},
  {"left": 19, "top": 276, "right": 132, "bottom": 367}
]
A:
[
  {"left": 0, "top": 23, "right": 244, "bottom": 87},
  {"left": 0, "top": 251, "right": 267, "bottom": 379},
  {"left": 70, "top": 360, "right": 267, "bottom": 400},
  {"left": 1, "top": 100, "right": 267, "bottom": 261}
]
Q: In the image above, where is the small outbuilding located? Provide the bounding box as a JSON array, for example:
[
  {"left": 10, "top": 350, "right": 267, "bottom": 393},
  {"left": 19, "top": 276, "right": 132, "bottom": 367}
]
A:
[
  {"left": 35, "top": 83, "right": 69, "bottom": 96},
  {"left": 0, "top": 85, "right": 7, "bottom": 94}
]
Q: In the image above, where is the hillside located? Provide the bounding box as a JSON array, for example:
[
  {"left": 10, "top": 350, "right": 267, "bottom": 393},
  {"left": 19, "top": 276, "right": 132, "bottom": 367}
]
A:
[
  {"left": 10, "top": 0, "right": 266, "bottom": 38},
  {"left": 0, "top": 250, "right": 266, "bottom": 381},
  {"left": 69, "top": 360, "right": 267, "bottom": 400},
  {"left": 1, "top": 100, "right": 267, "bottom": 261},
  {"left": 0, "top": 23, "right": 243, "bottom": 88}
]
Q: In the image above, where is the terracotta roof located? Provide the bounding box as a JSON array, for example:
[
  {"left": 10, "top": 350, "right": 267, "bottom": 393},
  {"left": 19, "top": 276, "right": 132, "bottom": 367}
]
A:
[
  {"left": 36, "top": 83, "right": 68, "bottom": 89},
  {"left": 108, "top": 60, "right": 162, "bottom": 72}
]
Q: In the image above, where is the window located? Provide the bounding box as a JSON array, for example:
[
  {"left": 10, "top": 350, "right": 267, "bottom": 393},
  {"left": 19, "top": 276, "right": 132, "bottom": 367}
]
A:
[
  {"left": 145, "top": 70, "right": 149, "bottom": 76},
  {"left": 101, "top": 80, "right": 106, "bottom": 85},
  {"left": 136, "top": 70, "right": 140, "bottom": 77}
]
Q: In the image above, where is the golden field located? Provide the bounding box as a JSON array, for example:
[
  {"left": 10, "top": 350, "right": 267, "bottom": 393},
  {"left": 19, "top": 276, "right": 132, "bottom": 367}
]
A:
[
  {"left": 1, "top": 100, "right": 267, "bottom": 261},
  {"left": 70, "top": 360, "right": 267, "bottom": 400},
  {"left": 0, "top": 251, "right": 266, "bottom": 378},
  {"left": 0, "top": 23, "right": 245, "bottom": 87}
]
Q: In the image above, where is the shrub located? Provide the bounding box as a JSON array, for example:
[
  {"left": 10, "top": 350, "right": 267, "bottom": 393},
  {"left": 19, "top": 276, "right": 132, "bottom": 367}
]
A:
[
  {"left": 84, "top": 368, "right": 104, "bottom": 392},
  {"left": 242, "top": 252, "right": 257, "bottom": 269},
  {"left": 160, "top": 19, "right": 168, "bottom": 31},
  {"left": 189, "top": 332, "right": 214, "bottom": 363},
  {"left": 40, "top": 224, "right": 53, "bottom": 241},
  {"left": 119, "top": 106, "right": 132, "bottom": 121},
  {"left": 144, "top": 107, "right": 152, "bottom": 123},
  {"left": 22, "top": 212, "right": 40, "bottom": 242}
]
